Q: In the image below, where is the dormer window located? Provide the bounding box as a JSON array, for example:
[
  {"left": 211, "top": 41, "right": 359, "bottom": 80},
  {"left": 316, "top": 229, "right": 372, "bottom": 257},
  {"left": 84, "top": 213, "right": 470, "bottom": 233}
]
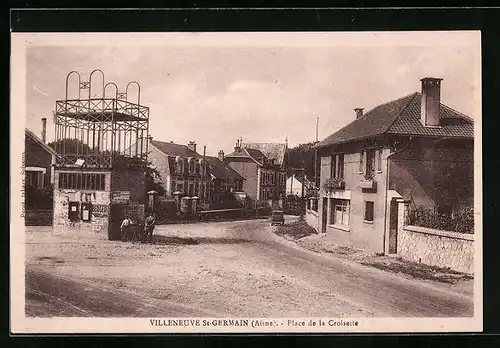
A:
[{"left": 176, "top": 157, "right": 184, "bottom": 174}]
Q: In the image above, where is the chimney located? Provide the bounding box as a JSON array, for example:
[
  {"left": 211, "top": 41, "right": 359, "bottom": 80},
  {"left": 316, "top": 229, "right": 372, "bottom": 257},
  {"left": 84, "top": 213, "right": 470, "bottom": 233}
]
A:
[
  {"left": 420, "top": 77, "right": 443, "bottom": 127},
  {"left": 41, "top": 118, "right": 47, "bottom": 143},
  {"left": 188, "top": 141, "right": 197, "bottom": 153},
  {"left": 234, "top": 139, "right": 241, "bottom": 152},
  {"left": 354, "top": 108, "right": 364, "bottom": 119},
  {"left": 218, "top": 150, "right": 225, "bottom": 161}
]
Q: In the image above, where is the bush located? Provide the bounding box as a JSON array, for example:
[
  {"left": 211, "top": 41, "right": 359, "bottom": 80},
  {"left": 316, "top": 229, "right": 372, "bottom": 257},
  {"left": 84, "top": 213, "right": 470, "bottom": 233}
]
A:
[
  {"left": 407, "top": 205, "right": 474, "bottom": 234},
  {"left": 275, "top": 218, "right": 317, "bottom": 239}
]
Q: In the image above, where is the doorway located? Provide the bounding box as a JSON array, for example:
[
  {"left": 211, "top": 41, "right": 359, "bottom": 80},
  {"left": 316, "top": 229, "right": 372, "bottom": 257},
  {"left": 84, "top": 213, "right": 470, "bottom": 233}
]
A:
[
  {"left": 388, "top": 199, "right": 399, "bottom": 254},
  {"left": 321, "top": 198, "right": 328, "bottom": 234}
]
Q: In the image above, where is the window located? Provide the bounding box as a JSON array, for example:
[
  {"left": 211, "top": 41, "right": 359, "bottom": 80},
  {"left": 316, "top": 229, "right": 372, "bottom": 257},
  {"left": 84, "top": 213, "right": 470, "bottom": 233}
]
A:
[
  {"left": 171, "top": 181, "right": 176, "bottom": 194},
  {"left": 58, "top": 173, "right": 105, "bottom": 191},
  {"left": 359, "top": 151, "right": 364, "bottom": 173},
  {"left": 189, "top": 160, "right": 195, "bottom": 174},
  {"left": 376, "top": 149, "right": 383, "bottom": 172},
  {"left": 330, "top": 154, "right": 344, "bottom": 179},
  {"left": 337, "top": 154, "right": 345, "bottom": 179},
  {"left": 330, "top": 199, "right": 350, "bottom": 226},
  {"left": 176, "top": 182, "right": 184, "bottom": 194},
  {"left": 195, "top": 162, "right": 200, "bottom": 174},
  {"left": 177, "top": 160, "right": 184, "bottom": 174},
  {"left": 366, "top": 149, "right": 375, "bottom": 175},
  {"left": 26, "top": 170, "right": 44, "bottom": 188},
  {"left": 330, "top": 155, "right": 337, "bottom": 179},
  {"left": 188, "top": 183, "right": 194, "bottom": 196},
  {"left": 194, "top": 182, "right": 199, "bottom": 196},
  {"left": 364, "top": 201, "right": 374, "bottom": 222}
]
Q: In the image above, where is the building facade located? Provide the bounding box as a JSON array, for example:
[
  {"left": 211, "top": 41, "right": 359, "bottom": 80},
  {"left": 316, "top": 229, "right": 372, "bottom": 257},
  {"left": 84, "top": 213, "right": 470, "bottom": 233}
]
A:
[
  {"left": 224, "top": 140, "right": 287, "bottom": 203},
  {"left": 147, "top": 138, "right": 211, "bottom": 201},
  {"left": 313, "top": 77, "right": 474, "bottom": 254}
]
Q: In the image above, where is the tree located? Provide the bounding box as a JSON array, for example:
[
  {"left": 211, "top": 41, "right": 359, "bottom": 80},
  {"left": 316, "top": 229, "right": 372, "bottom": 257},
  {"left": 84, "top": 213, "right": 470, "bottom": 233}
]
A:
[
  {"left": 47, "top": 138, "right": 92, "bottom": 154},
  {"left": 112, "top": 154, "right": 166, "bottom": 196},
  {"left": 286, "top": 141, "right": 319, "bottom": 180}
]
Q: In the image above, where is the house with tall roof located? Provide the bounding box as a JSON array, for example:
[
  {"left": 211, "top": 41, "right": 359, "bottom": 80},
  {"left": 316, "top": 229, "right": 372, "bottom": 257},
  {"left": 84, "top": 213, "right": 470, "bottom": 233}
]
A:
[
  {"left": 25, "top": 119, "right": 56, "bottom": 190},
  {"left": 146, "top": 137, "right": 245, "bottom": 207},
  {"left": 224, "top": 139, "right": 287, "bottom": 202},
  {"left": 312, "top": 77, "right": 474, "bottom": 254},
  {"left": 146, "top": 138, "right": 211, "bottom": 201}
]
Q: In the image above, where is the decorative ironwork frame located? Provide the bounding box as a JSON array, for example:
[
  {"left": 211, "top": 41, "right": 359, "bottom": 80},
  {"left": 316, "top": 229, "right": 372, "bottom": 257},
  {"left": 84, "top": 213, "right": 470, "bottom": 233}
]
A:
[{"left": 54, "top": 70, "right": 150, "bottom": 168}]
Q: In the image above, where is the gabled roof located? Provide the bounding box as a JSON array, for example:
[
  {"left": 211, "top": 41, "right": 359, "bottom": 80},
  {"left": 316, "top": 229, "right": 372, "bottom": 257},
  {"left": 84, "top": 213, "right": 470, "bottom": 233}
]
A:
[
  {"left": 225, "top": 147, "right": 265, "bottom": 166},
  {"left": 25, "top": 128, "right": 57, "bottom": 156},
  {"left": 242, "top": 142, "right": 287, "bottom": 166},
  {"left": 205, "top": 156, "right": 245, "bottom": 181},
  {"left": 315, "top": 92, "right": 474, "bottom": 148},
  {"left": 151, "top": 140, "right": 203, "bottom": 159}
]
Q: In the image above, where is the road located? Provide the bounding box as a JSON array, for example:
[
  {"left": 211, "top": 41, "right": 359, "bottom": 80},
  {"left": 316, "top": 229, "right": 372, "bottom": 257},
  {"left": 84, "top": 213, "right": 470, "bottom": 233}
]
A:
[{"left": 25, "top": 217, "right": 473, "bottom": 317}]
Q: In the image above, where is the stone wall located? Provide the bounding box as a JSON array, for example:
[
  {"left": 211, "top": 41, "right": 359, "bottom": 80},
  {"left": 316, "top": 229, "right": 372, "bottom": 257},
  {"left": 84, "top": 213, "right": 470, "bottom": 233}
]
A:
[{"left": 398, "top": 225, "right": 474, "bottom": 274}]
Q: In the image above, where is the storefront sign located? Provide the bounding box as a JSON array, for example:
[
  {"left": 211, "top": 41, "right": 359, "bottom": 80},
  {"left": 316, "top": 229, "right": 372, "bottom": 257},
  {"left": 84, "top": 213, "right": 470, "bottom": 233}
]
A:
[
  {"left": 111, "top": 191, "right": 130, "bottom": 203},
  {"left": 92, "top": 204, "right": 109, "bottom": 217}
]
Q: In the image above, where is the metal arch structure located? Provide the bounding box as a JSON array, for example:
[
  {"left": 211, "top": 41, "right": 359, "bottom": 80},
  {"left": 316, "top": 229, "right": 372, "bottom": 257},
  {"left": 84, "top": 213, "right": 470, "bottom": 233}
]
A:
[{"left": 54, "top": 70, "right": 150, "bottom": 169}]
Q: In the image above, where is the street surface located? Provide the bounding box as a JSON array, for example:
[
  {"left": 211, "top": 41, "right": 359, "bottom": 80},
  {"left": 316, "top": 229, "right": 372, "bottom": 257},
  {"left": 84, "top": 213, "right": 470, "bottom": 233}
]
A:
[{"left": 25, "top": 217, "right": 473, "bottom": 317}]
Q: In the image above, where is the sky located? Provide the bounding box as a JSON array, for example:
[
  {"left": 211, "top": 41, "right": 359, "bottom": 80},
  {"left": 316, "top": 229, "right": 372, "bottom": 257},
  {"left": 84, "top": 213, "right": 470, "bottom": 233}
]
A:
[{"left": 23, "top": 32, "right": 480, "bottom": 157}]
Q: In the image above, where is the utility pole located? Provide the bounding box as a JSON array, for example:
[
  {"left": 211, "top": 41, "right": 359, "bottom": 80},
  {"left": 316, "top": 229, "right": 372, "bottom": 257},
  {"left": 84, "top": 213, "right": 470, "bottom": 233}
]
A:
[
  {"left": 300, "top": 161, "right": 305, "bottom": 218},
  {"left": 203, "top": 145, "right": 206, "bottom": 204},
  {"left": 316, "top": 117, "right": 319, "bottom": 142},
  {"left": 314, "top": 117, "right": 319, "bottom": 189}
]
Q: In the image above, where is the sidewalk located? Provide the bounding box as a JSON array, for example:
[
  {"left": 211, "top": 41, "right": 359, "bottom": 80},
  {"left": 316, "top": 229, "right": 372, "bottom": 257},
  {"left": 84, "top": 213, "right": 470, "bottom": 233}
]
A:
[{"left": 273, "top": 221, "right": 474, "bottom": 297}]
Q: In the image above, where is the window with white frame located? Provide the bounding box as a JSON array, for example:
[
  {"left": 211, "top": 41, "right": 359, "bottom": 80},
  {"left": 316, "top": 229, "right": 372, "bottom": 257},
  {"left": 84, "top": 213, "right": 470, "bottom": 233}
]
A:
[
  {"left": 330, "top": 154, "right": 345, "bottom": 179},
  {"left": 26, "top": 168, "right": 45, "bottom": 188},
  {"left": 189, "top": 159, "right": 195, "bottom": 174},
  {"left": 330, "top": 199, "right": 350, "bottom": 227}
]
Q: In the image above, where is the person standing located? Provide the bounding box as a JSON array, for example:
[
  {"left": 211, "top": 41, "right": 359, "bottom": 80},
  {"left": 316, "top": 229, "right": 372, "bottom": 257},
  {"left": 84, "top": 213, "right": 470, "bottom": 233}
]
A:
[
  {"left": 144, "top": 212, "right": 156, "bottom": 243},
  {"left": 120, "top": 215, "right": 133, "bottom": 242}
]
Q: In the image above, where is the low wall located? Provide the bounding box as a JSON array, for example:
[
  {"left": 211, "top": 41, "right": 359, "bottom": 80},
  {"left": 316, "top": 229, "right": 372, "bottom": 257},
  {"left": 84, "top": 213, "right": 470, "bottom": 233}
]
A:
[
  {"left": 305, "top": 210, "right": 319, "bottom": 232},
  {"left": 25, "top": 210, "right": 53, "bottom": 226},
  {"left": 398, "top": 225, "right": 474, "bottom": 274}
]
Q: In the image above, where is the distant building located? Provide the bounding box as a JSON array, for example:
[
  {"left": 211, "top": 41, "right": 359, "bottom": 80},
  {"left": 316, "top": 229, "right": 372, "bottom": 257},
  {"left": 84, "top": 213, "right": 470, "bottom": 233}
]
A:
[
  {"left": 286, "top": 174, "right": 315, "bottom": 196},
  {"left": 147, "top": 138, "right": 211, "bottom": 201},
  {"left": 313, "top": 77, "right": 474, "bottom": 254},
  {"left": 224, "top": 139, "right": 287, "bottom": 202}
]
